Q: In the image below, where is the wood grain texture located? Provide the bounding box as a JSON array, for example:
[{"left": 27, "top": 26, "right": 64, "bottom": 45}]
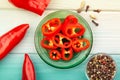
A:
[
  {"left": 0, "top": 0, "right": 120, "bottom": 80},
  {"left": 0, "top": 0, "right": 120, "bottom": 11},
  {"left": 0, "top": 10, "right": 120, "bottom": 54}
]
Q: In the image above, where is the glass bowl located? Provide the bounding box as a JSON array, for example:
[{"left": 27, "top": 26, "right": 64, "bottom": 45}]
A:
[
  {"left": 86, "top": 53, "right": 116, "bottom": 80},
  {"left": 34, "top": 10, "right": 93, "bottom": 69}
]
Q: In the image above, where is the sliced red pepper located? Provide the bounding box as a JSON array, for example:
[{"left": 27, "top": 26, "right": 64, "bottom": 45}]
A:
[
  {"left": 42, "top": 18, "right": 62, "bottom": 37},
  {"left": 64, "top": 23, "right": 85, "bottom": 38},
  {"left": 9, "top": 0, "right": 51, "bottom": 15},
  {"left": 62, "top": 15, "right": 78, "bottom": 34},
  {"left": 49, "top": 50, "right": 61, "bottom": 60},
  {"left": 41, "top": 37, "right": 57, "bottom": 50},
  {"left": 71, "top": 37, "right": 79, "bottom": 41},
  {"left": 0, "top": 24, "right": 29, "bottom": 60},
  {"left": 61, "top": 47, "right": 73, "bottom": 61},
  {"left": 22, "top": 54, "right": 36, "bottom": 80},
  {"left": 63, "top": 15, "right": 78, "bottom": 25},
  {"left": 52, "top": 33, "right": 72, "bottom": 48},
  {"left": 72, "top": 38, "right": 90, "bottom": 53}
]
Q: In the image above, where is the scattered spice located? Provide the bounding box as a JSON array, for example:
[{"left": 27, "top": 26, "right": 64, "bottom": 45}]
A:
[
  {"left": 92, "top": 20, "right": 99, "bottom": 26},
  {"left": 77, "top": 8, "right": 82, "bottom": 13},
  {"left": 77, "top": 0, "right": 86, "bottom": 13},
  {"left": 89, "top": 14, "right": 96, "bottom": 20},
  {"left": 76, "top": 2, "right": 101, "bottom": 27},
  {"left": 86, "top": 53, "right": 116, "bottom": 80},
  {"left": 93, "top": 9, "right": 101, "bottom": 13},
  {"left": 85, "top": 5, "right": 90, "bottom": 12}
]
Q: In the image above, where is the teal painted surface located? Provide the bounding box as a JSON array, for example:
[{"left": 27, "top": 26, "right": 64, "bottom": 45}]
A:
[{"left": 0, "top": 53, "right": 120, "bottom": 80}]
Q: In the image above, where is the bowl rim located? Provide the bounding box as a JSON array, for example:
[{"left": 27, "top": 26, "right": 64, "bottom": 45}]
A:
[
  {"left": 34, "top": 10, "right": 93, "bottom": 69},
  {"left": 85, "top": 53, "right": 117, "bottom": 79}
]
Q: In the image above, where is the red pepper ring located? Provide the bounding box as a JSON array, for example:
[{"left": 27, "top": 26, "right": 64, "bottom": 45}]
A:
[
  {"left": 52, "top": 33, "right": 72, "bottom": 48},
  {"left": 64, "top": 15, "right": 78, "bottom": 24},
  {"left": 49, "top": 50, "right": 61, "bottom": 60},
  {"left": 71, "top": 37, "right": 79, "bottom": 41},
  {"left": 61, "top": 47, "right": 73, "bottom": 61},
  {"left": 42, "top": 18, "right": 62, "bottom": 37},
  {"left": 62, "top": 15, "right": 78, "bottom": 34},
  {"left": 64, "top": 23, "right": 85, "bottom": 38},
  {"left": 41, "top": 37, "right": 57, "bottom": 50},
  {"left": 72, "top": 38, "right": 90, "bottom": 53}
]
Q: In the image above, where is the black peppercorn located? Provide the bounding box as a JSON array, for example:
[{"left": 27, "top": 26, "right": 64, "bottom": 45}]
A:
[{"left": 86, "top": 53, "right": 116, "bottom": 80}]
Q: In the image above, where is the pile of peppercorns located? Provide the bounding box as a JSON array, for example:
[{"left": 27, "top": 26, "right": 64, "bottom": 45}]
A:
[{"left": 86, "top": 53, "right": 116, "bottom": 80}]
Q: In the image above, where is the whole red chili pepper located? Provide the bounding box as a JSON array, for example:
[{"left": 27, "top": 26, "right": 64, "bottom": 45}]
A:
[
  {"left": 0, "top": 24, "right": 29, "bottom": 60},
  {"left": 52, "top": 33, "right": 72, "bottom": 48},
  {"left": 22, "top": 54, "right": 36, "bottom": 80},
  {"left": 9, "top": 0, "right": 51, "bottom": 15}
]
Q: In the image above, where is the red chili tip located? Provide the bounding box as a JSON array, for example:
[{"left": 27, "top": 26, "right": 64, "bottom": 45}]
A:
[
  {"left": 0, "top": 24, "right": 29, "bottom": 60},
  {"left": 21, "top": 24, "right": 30, "bottom": 29},
  {"left": 25, "top": 53, "right": 28, "bottom": 57},
  {"left": 24, "top": 53, "right": 30, "bottom": 59}
]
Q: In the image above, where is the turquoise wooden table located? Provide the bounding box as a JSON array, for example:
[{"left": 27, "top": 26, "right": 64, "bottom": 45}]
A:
[{"left": 0, "top": 0, "right": 120, "bottom": 80}]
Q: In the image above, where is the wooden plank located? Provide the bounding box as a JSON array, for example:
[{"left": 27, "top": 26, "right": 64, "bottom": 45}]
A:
[
  {"left": 0, "top": 0, "right": 120, "bottom": 10},
  {"left": 0, "top": 10, "right": 120, "bottom": 54},
  {"left": 0, "top": 54, "right": 119, "bottom": 80},
  {"left": 0, "top": 10, "right": 55, "bottom": 54}
]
